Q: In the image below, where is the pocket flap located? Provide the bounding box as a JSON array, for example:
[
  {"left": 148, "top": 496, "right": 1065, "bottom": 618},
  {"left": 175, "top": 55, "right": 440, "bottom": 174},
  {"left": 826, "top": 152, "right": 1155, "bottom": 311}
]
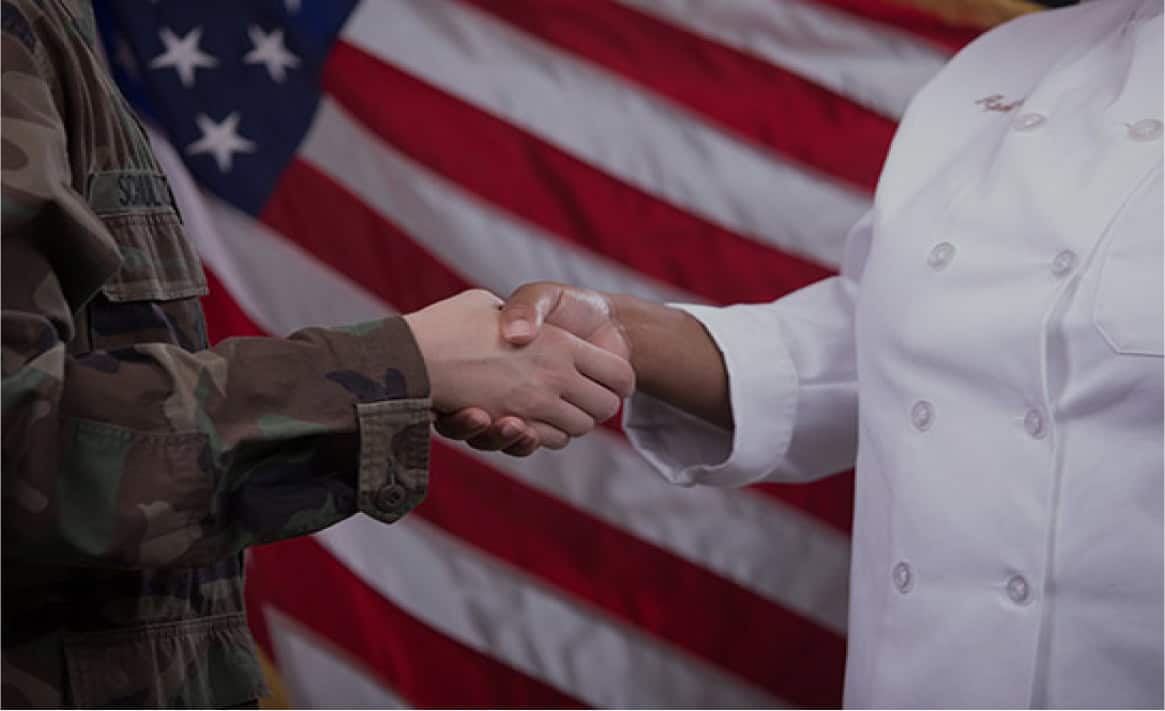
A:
[
  {"left": 99, "top": 212, "right": 208, "bottom": 302},
  {"left": 87, "top": 170, "right": 208, "bottom": 303}
]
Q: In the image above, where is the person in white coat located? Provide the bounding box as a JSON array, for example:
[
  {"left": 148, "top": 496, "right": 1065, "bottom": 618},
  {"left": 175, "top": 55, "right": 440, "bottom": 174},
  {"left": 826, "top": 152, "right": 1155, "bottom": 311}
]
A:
[{"left": 438, "top": 0, "right": 1164, "bottom": 707}]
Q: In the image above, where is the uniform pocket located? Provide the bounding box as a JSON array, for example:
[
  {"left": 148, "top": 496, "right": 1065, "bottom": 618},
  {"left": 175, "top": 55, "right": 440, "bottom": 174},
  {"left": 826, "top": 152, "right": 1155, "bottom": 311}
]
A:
[
  {"left": 63, "top": 613, "right": 266, "bottom": 709},
  {"left": 82, "top": 180, "right": 211, "bottom": 352},
  {"left": 87, "top": 169, "right": 208, "bottom": 303},
  {"left": 98, "top": 211, "right": 208, "bottom": 303},
  {"left": 1092, "top": 172, "right": 1163, "bottom": 357}
]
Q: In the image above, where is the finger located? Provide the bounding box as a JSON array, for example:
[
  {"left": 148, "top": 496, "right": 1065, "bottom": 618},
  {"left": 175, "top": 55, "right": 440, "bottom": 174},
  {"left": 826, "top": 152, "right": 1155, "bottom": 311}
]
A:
[
  {"left": 529, "top": 398, "right": 595, "bottom": 439},
  {"left": 561, "top": 370, "right": 624, "bottom": 424},
  {"left": 433, "top": 407, "right": 492, "bottom": 440},
  {"left": 465, "top": 416, "right": 534, "bottom": 451},
  {"left": 530, "top": 421, "right": 571, "bottom": 450},
  {"left": 570, "top": 338, "right": 636, "bottom": 400},
  {"left": 502, "top": 433, "right": 541, "bottom": 457},
  {"left": 501, "top": 283, "right": 564, "bottom": 345}
]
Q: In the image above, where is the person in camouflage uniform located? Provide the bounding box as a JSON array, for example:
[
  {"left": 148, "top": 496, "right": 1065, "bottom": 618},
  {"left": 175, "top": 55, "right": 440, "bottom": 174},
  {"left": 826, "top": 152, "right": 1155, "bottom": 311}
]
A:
[{"left": 0, "top": 1, "right": 634, "bottom": 706}]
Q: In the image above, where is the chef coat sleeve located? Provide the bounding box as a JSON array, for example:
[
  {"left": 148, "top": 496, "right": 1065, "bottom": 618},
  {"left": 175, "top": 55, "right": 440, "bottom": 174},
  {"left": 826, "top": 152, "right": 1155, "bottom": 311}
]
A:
[{"left": 623, "top": 210, "right": 873, "bottom": 487}]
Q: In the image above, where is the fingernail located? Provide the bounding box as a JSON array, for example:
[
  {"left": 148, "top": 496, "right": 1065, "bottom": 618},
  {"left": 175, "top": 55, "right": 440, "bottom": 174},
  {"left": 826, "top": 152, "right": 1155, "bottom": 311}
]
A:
[
  {"left": 505, "top": 319, "right": 532, "bottom": 340},
  {"left": 500, "top": 423, "right": 521, "bottom": 438}
]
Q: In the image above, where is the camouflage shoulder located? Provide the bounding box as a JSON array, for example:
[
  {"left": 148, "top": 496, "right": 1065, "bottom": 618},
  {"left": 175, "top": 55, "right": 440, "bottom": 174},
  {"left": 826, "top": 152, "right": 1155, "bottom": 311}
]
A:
[
  {"left": 1, "top": 0, "right": 43, "bottom": 55},
  {"left": 1, "top": 0, "right": 56, "bottom": 86}
]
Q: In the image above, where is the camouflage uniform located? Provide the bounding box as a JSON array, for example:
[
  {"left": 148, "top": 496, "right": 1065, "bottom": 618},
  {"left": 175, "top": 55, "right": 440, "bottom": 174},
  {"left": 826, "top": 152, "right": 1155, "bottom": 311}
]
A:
[{"left": 1, "top": 0, "right": 433, "bottom": 706}]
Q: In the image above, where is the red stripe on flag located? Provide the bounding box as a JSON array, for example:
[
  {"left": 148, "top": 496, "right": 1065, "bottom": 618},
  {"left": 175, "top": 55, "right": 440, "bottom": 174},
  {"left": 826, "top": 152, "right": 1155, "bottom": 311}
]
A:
[
  {"left": 203, "top": 231, "right": 851, "bottom": 702},
  {"left": 248, "top": 536, "right": 586, "bottom": 708},
  {"left": 260, "top": 159, "right": 470, "bottom": 312},
  {"left": 258, "top": 161, "right": 855, "bottom": 532},
  {"left": 202, "top": 262, "right": 851, "bottom": 702},
  {"left": 323, "top": 41, "right": 834, "bottom": 305},
  {"left": 751, "top": 474, "right": 855, "bottom": 533},
  {"left": 814, "top": 0, "right": 981, "bottom": 52},
  {"left": 200, "top": 267, "right": 267, "bottom": 344},
  {"left": 419, "top": 443, "right": 847, "bottom": 707},
  {"left": 461, "top": 0, "right": 895, "bottom": 193}
]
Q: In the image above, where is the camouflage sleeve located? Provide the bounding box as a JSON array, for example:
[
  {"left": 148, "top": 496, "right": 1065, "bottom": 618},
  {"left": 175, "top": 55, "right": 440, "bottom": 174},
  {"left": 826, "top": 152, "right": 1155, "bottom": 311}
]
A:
[{"left": 1, "top": 7, "right": 433, "bottom": 568}]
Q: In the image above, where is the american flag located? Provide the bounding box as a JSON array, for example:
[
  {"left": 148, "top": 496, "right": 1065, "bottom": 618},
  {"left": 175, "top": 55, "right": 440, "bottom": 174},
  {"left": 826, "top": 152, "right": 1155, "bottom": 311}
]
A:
[{"left": 94, "top": 1, "right": 1040, "bottom": 706}]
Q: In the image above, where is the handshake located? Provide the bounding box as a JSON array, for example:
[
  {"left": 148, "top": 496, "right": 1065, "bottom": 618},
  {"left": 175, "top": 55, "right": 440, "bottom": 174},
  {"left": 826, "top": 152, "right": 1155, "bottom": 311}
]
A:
[{"left": 404, "top": 283, "right": 632, "bottom": 457}]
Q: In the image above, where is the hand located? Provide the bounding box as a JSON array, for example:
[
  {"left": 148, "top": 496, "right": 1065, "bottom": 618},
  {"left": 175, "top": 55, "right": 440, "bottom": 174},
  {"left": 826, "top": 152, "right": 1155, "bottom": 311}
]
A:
[
  {"left": 435, "top": 283, "right": 628, "bottom": 455},
  {"left": 499, "top": 282, "right": 628, "bottom": 359},
  {"left": 405, "top": 289, "right": 634, "bottom": 450}
]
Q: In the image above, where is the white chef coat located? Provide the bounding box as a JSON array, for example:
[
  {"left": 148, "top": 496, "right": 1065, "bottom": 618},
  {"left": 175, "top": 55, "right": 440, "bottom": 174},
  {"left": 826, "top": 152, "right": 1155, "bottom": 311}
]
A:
[{"left": 623, "top": 1, "right": 1164, "bottom": 707}]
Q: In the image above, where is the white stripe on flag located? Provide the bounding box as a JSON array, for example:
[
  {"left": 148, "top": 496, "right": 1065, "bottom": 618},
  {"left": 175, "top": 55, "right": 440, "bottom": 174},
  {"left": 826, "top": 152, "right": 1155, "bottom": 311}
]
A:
[
  {"left": 300, "top": 98, "right": 695, "bottom": 303},
  {"left": 461, "top": 432, "right": 851, "bottom": 635},
  {"left": 265, "top": 609, "right": 410, "bottom": 709},
  {"left": 317, "top": 515, "right": 788, "bottom": 709},
  {"left": 341, "top": 0, "right": 870, "bottom": 269},
  {"left": 616, "top": 0, "right": 948, "bottom": 120},
  {"left": 149, "top": 127, "right": 395, "bottom": 333},
  {"left": 158, "top": 124, "right": 849, "bottom": 638}
]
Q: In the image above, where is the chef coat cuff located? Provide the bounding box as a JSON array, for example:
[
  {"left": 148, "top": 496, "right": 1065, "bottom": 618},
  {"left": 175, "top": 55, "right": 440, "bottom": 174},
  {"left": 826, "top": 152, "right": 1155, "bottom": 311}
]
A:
[{"left": 623, "top": 303, "right": 798, "bottom": 487}]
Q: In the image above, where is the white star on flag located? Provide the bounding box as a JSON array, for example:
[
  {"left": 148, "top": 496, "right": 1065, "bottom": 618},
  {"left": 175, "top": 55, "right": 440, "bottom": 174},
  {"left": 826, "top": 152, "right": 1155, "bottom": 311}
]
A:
[
  {"left": 244, "top": 26, "right": 301, "bottom": 83},
  {"left": 149, "top": 27, "right": 217, "bottom": 87},
  {"left": 186, "top": 112, "right": 256, "bottom": 173}
]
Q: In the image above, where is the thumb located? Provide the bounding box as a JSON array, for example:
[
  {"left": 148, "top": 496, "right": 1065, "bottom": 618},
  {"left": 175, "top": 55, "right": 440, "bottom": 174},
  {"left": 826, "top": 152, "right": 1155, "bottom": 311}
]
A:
[{"left": 500, "top": 283, "right": 563, "bottom": 345}]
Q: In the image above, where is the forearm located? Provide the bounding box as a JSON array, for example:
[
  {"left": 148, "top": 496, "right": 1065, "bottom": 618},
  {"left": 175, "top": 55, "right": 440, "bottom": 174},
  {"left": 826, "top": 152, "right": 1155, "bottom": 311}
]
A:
[
  {"left": 608, "top": 293, "right": 732, "bottom": 430},
  {"left": 2, "top": 310, "right": 431, "bottom": 568}
]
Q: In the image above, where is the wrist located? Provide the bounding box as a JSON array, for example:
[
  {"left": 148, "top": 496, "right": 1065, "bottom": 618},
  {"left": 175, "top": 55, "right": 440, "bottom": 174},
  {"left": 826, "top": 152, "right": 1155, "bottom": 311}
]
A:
[
  {"left": 607, "top": 292, "right": 648, "bottom": 382},
  {"left": 402, "top": 308, "right": 452, "bottom": 410},
  {"left": 402, "top": 289, "right": 506, "bottom": 413}
]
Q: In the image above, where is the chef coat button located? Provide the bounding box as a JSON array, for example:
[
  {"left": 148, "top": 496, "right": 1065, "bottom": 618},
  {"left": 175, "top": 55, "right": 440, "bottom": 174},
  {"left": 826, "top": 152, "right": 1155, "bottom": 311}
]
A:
[
  {"left": 1024, "top": 408, "right": 1047, "bottom": 439},
  {"left": 911, "top": 401, "right": 934, "bottom": 432},
  {"left": 1050, "top": 250, "right": 1077, "bottom": 277},
  {"left": 1013, "top": 112, "right": 1047, "bottom": 132},
  {"left": 1128, "top": 118, "right": 1163, "bottom": 142},
  {"left": 927, "top": 242, "right": 956, "bottom": 270},
  {"left": 893, "top": 562, "right": 914, "bottom": 593},
  {"left": 375, "top": 483, "right": 408, "bottom": 512},
  {"left": 1006, "top": 575, "right": 1031, "bottom": 605}
]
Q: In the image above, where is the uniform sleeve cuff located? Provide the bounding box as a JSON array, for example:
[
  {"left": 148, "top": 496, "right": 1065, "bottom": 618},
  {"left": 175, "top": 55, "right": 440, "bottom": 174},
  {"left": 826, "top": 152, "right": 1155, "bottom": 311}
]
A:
[
  {"left": 346, "top": 315, "right": 433, "bottom": 522},
  {"left": 356, "top": 399, "right": 431, "bottom": 523}
]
